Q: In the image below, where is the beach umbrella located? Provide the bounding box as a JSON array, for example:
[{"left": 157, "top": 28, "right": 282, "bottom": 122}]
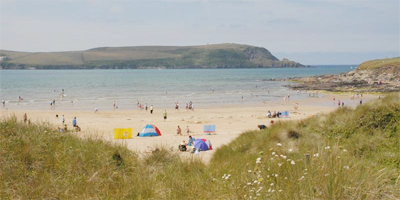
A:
[
  {"left": 139, "top": 124, "right": 161, "bottom": 137},
  {"left": 194, "top": 138, "right": 212, "bottom": 151}
]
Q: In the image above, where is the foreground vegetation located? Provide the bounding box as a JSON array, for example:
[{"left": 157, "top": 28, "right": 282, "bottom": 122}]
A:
[
  {"left": 0, "top": 43, "right": 306, "bottom": 69},
  {"left": 1, "top": 94, "right": 399, "bottom": 199}
]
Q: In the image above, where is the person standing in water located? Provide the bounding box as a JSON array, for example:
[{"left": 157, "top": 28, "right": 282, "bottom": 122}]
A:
[{"left": 163, "top": 110, "right": 167, "bottom": 122}]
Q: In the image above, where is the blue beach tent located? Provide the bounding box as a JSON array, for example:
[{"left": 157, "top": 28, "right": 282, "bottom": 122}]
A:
[{"left": 139, "top": 124, "right": 162, "bottom": 137}]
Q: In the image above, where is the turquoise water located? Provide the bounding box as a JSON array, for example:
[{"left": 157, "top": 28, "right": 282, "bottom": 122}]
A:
[{"left": 0, "top": 66, "right": 353, "bottom": 111}]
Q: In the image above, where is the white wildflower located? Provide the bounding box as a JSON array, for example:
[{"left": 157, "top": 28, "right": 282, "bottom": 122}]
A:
[
  {"left": 256, "top": 193, "right": 261, "bottom": 196},
  {"left": 277, "top": 143, "right": 282, "bottom": 146},
  {"left": 275, "top": 174, "right": 278, "bottom": 177},
  {"left": 244, "top": 195, "right": 247, "bottom": 198},
  {"left": 267, "top": 175, "right": 270, "bottom": 178},
  {"left": 256, "top": 160, "right": 261, "bottom": 164},
  {"left": 270, "top": 158, "right": 274, "bottom": 160},
  {"left": 256, "top": 187, "right": 263, "bottom": 193},
  {"left": 225, "top": 176, "right": 229, "bottom": 180},
  {"left": 270, "top": 183, "right": 274, "bottom": 186},
  {"left": 291, "top": 160, "right": 295, "bottom": 165},
  {"left": 268, "top": 188, "right": 271, "bottom": 193},
  {"left": 278, "top": 190, "right": 283, "bottom": 192},
  {"left": 304, "top": 168, "right": 308, "bottom": 171},
  {"left": 298, "top": 176, "right": 305, "bottom": 181},
  {"left": 212, "top": 178, "right": 216, "bottom": 181},
  {"left": 280, "top": 155, "right": 287, "bottom": 159},
  {"left": 325, "top": 146, "right": 330, "bottom": 150},
  {"left": 284, "top": 177, "right": 288, "bottom": 180},
  {"left": 257, "top": 157, "right": 261, "bottom": 161},
  {"left": 247, "top": 182, "right": 252, "bottom": 186},
  {"left": 287, "top": 159, "right": 291, "bottom": 162},
  {"left": 288, "top": 148, "right": 293, "bottom": 152},
  {"left": 248, "top": 170, "right": 252, "bottom": 173},
  {"left": 254, "top": 180, "right": 258, "bottom": 184},
  {"left": 222, "top": 174, "right": 226, "bottom": 179},
  {"left": 324, "top": 174, "right": 329, "bottom": 176},
  {"left": 271, "top": 190, "right": 275, "bottom": 193},
  {"left": 272, "top": 152, "right": 276, "bottom": 155},
  {"left": 304, "top": 172, "right": 307, "bottom": 175},
  {"left": 344, "top": 166, "right": 350, "bottom": 170},
  {"left": 343, "top": 149, "right": 348, "bottom": 152},
  {"left": 314, "top": 153, "right": 319, "bottom": 157},
  {"left": 278, "top": 163, "right": 282, "bottom": 167}
]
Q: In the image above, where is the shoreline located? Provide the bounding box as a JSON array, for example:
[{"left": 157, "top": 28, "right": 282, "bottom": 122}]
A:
[{"left": 0, "top": 92, "right": 377, "bottom": 163}]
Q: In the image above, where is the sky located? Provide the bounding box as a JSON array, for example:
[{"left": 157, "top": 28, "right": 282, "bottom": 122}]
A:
[{"left": 0, "top": 0, "right": 399, "bottom": 65}]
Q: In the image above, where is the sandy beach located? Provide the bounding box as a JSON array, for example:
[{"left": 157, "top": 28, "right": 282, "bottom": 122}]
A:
[{"left": 0, "top": 92, "right": 376, "bottom": 163}]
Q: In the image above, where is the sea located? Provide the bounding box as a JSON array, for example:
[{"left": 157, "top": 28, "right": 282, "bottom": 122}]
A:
[{"left": 0, "top": 65, "right": 354, "bottom": 111}]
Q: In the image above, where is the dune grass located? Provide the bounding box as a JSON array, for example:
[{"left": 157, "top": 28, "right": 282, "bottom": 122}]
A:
[{"left": 1, "top": 94, "right": 399, "bottom": 199}]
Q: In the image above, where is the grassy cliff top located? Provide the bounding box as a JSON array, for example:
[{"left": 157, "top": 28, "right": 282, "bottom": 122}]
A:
[
  {"left": 0, "top": 43, "right": 307, "bottom": 69},
  {"left": 357, "top": 57, "right": 400, "bottom": 70}
]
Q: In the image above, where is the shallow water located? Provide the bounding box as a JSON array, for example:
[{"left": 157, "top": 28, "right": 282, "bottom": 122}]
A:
[{"left": 0, "top": 66, "right": 353, "bottom": 111}]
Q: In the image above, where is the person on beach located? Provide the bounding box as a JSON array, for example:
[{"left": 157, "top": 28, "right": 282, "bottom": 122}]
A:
[
  {"left": 163, "top": 110, "right": 167, "bottom": 121},
  {"left": 177, "top": 126, "right": 182, "bottom": 135},
  {"left": 294, "top": 103, "right": 298, "bottom": 111},
  {"left": 145, "top": 103, "right": 148, "bottom": 111},
  {"left": 62, "top": 115, "right": 65, "bottom": 124},
  {"left": 267, "top": 111, "right": 272, "bottom": 118},
  {"left": 72, "top": 117, "right": 77, "bottom": 127},
  {"left": 150, "top": 105, "right": 154, "bottom": 114},
  {"left": 360, "top": 99, "right": 362, "bottom": 105},
  {"left": 95, "top": 108, "right": 98, "bottom": 113},
  {"left": 188, "top": 135, "right": 195, "bottom": 146},
  {"left": 2, "top": 99, "right": 5, "bottom": 107},
  {"left": 53, "top": 99, "right": 55, "bottom": 107},
  {"left": 258, "top": 124, "right": 267, "bottom": 130},
  {"left": 113, "top": 101, "right": 116, "bottom": 110},
  {"left": 179, "top": 140, "right": 187, "bottom": 151},
  {"left": 338, "top": 100, "right": 341, "bottom": 107},
  {"left": 186, "top": 126, "right": 190, "bottom": 135},
  {"left": 23, "top": 113, "right": 27, "bottom": 123}
]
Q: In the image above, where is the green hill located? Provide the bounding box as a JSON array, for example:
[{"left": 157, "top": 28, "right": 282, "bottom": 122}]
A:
[
  {"left": 357, "top": 57, "right": 400, "bottom": 70},
  {"left": 0, "top": 44, "right": 307, "bottom": 69},
  {"left": 1, "top": 94, "right": 399, "bottom": 199}
]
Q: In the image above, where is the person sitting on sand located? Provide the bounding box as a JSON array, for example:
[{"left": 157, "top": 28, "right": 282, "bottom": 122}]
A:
[
  {"left": 270, "top": 120, "right": 275, "bottom": 126},
  {"left": 176, "top": 125, "right": 182, "bottom": 135},
  {"left": 179, "top": 140, "right": 187, "bottom": 151},
  {"left": 258, "top": 124, "right": 267, "bottom": 130},
  {"left": 272, "top": 111, "right": 277, "bottom": 118},
  {"left": 267, "top": 111, "right": 272, "bottom": 118}
]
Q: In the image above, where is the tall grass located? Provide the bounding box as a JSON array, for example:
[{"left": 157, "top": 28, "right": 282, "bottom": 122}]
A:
[{"left": 1, "top": 94, "right": 399, "bottom": 199}]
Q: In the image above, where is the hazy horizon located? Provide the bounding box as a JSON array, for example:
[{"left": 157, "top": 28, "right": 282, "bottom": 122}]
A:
[{"left": 1, "top": 0, "right": 399, "bottom": 65}]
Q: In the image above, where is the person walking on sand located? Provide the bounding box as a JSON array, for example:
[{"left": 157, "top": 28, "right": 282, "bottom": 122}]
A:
[
  {"left": 186, "top": 126, "right": 190, "bottom": 135},
  {"left": 177, "top": 125, "right": 182, "bottom": 135},
  {"left": 72, "top": 117, "right": 77, "bottom": 127},
  {"left": 145, "top": 103, "right": 148, "bottom": 111},
  {"left": 150, "top": 105, "right": 154, "bottom": 114},
  {"left": 62, "top": 115, "right": 65, "bottom": 124},
  {"left": 163, "top": 110, "right": 167, "bottom": 122},
  {"left": 2, "top": 99, "right": 5, "bottom": 107},
  {"left": 113, "top": 101, "right": 116, "bottom": 110},
  {"left": 23, "top": 113, "right": 27, "bottom": 123}
]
